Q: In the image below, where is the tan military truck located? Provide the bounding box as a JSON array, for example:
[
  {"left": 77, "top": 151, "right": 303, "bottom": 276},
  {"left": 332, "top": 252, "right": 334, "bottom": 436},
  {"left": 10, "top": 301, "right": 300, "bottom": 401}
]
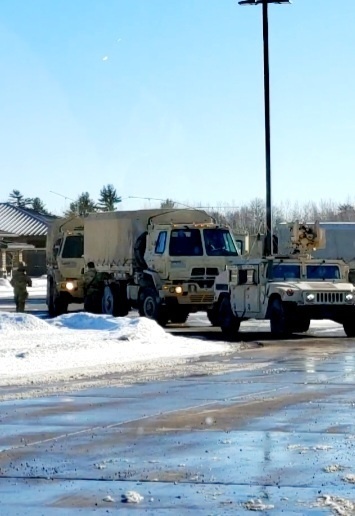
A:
[
  {"left": 84, "top": 209, "right": 240, "bottom": 325},
  {"left": 46, "top": 216, "right": 85, "bottom": 316},
  {"left": 214, "top": 222, "right": 355, "bottom": 339}
]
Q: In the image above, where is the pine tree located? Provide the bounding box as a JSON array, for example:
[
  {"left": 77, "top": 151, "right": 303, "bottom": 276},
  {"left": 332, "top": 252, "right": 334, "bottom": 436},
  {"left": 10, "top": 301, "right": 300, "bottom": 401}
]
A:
[
  {"left": 97, "top": 184, "right": 121, "bottom": 212},
  {"left": 31, "top": 197, "right": 49, "bottom": 215},
  {"left": 8, "top": 189, "right": 32, "bottom": 208},
  {"left": 65, "top": 192, "right": 97, "bottom": 217}
]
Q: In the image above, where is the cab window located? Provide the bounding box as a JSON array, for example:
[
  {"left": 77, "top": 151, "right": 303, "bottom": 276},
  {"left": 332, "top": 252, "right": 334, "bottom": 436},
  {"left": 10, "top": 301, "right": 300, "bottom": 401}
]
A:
[
  {"left": 155, "top": 231, "right": 167, "bottom": 254},
  {"left": 61, "top": 235, "right": 84, "bottom": 259},
  {"left": 306, "top": 265, "right": 340, "bottom": 280},
  {"left": 272, "top": 264, "right": 301, "bottom": 280},
  {"left": 169, "top": 229, "right": 203, "bottom": 256}
]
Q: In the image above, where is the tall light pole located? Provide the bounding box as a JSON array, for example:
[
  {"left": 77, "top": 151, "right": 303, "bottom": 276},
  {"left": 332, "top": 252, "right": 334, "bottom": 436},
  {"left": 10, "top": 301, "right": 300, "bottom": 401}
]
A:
[{"left": 238, "top": 0, "right": 290, "bottom": 256}]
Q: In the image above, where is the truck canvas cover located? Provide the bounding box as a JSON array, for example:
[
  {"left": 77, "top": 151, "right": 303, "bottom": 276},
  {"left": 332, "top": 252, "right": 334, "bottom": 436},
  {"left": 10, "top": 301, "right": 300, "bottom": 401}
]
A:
[{"left": 84, "top": 209, "right": 213, "bottom": 269}]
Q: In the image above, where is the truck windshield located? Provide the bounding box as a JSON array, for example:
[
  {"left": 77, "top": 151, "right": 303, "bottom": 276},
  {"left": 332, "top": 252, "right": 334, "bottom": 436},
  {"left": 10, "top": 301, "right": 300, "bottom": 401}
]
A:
[
  {"left": 203, "top": 229, "right": 238, "bottom": 256},
  {"left": 272, "top": 264, "right": 301, "bottom": 280},
  {"left": 61, "top": 235, "right": 84, "bottom": 259},
  {"left": 306, "top": 265, "right": 340, "bottom": 280},
  {"left": 169, "top": 229, "right": 203, "bottom": 256}
]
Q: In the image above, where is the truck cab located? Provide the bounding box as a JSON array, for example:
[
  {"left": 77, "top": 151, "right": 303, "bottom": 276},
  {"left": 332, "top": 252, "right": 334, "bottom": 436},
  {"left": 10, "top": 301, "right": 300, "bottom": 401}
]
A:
[
  {"left": 129, "top": 221, "right": 241, "bottom": 325},
  {"left": 46, "top": 218, "right": 85, "bottom": 316}
]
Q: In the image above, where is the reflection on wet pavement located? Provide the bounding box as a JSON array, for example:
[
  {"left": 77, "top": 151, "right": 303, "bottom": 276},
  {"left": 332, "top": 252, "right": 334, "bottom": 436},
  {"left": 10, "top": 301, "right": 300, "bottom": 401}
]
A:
[{"left": 1, "top": 336, "right": 355, "bottom": 513}]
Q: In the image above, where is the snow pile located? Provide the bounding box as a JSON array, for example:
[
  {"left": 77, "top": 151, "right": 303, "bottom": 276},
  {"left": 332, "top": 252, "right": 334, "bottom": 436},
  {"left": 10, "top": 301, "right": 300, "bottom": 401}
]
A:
[
  {"left": 0, "top": 312, "right": 53, "bottom": 332},
  {"left": 0, "top": 312, "right": 232, "bottom": 387}
]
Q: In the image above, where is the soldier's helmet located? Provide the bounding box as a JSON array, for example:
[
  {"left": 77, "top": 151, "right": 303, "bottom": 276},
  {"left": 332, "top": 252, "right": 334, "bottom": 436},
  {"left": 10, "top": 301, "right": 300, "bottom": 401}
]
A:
[{"left": 17, "top": 261, "right": 26, "bottom": 271}]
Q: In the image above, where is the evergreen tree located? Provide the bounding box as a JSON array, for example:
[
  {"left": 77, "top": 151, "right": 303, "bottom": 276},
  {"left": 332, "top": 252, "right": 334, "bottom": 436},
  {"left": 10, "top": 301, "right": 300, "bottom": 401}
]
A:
[
  {"left": 31, "top": 197, "right": 50, "bottom": 215},
  {"left": 65, "top": 192, "right": 97, "bottom": 217},
  {"left": 97, "top": 184, "right": 121, "bottom": 211},
  {"left": 8, "top": 189, "right": 32, "bottom": 208}
]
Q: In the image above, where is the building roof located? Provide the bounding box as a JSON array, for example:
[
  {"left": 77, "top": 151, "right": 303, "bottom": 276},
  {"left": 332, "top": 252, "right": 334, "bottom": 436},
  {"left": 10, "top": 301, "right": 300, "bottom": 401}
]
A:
[{"left": 0, "top": 203, "right": 57, "bottom": 236}]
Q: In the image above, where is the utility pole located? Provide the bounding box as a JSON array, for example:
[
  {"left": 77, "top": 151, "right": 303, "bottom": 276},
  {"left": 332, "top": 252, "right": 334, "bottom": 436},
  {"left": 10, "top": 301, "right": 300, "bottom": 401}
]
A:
[{"left": 238, "top": 0, "right": 291, "bottom": 255}]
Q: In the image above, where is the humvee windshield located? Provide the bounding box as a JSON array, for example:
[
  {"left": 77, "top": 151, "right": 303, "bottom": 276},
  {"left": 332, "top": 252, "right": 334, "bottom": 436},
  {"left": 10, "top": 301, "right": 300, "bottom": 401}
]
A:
[
  {"left": 306, "top": 265, "right": 340, "bottom": 280},
  {"left": 203, "top": 229, "right": 238, "bottom": 256},
  {"left": 272, "top": 263, "right": 301, "bottom": 280},
  {"left": 61, "top": 235, "right": 84, "bottom": 259}
]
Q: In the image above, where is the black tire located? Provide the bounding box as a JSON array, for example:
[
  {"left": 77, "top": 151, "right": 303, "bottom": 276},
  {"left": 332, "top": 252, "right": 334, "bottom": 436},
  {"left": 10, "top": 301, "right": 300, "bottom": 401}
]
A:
[
  {"left": 139, "top": 287, "right": 168, "bottom": 327},
  {"left": 47, "top": 281, "right": 68, "bottom": 317},
  {"left": 169, "top": 308, "right": 189, "bottom": 324},
  {"left": 269, "top": 298, "right": 291, "bottom": 338},
  {"left": 206, "top": 306, "right": 219, "bottom": 327},
  {"left": 53, "top": 294, "right": 68, "bottom": 316},
  {"left": 47, "top": 280, "right": 55, "bottom": 316},
  {"left": 102, "top": 284, "right": 129, "bottom": 317},
  {"left": 293, "top": 318, "right": 310, "bottom": 334},
  {"left": 343, "top": 320, "right": 355, "bottom": 338},
  {"left": 219, "top": 296, "right": 240, "bottom": 341}
]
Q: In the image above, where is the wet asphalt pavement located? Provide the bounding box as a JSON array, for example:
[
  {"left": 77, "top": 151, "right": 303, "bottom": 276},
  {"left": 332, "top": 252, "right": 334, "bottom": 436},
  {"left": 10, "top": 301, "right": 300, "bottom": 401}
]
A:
[{"left": 1, "top": 298, "right": 355, "bottom": 514}]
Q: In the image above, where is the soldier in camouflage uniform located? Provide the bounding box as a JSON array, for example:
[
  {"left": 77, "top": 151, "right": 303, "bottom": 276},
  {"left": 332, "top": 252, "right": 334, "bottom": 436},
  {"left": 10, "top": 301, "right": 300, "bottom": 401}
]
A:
[
  {"left": 10, "top": 262, "right": 32, "bottom": 312},
  {"left": 83, "top": 262, "right": 102, "bottom": 313}
]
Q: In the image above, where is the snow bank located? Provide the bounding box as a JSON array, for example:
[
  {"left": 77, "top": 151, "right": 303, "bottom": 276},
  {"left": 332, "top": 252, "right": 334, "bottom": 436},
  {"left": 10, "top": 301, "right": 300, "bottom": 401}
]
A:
[{"left": 0, "top": 312, "right": 232, "bottom": 386}]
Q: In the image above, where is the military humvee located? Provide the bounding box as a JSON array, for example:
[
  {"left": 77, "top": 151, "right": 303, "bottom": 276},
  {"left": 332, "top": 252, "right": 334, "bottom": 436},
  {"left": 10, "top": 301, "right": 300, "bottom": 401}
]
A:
[{"left": 214, "top": 222, "right": 355, "bottom": 339}]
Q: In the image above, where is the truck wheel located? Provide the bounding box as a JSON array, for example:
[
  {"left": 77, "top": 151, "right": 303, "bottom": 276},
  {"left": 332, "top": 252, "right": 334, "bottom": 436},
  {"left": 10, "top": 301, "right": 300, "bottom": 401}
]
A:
[
  {"left": 206, "top": 306, "right": 219, "bottom": 326},
  {"left": 48, "top": 283, "right": 68, "bottom": 317},
  {"left": 102, "top": 285, "right": 129, "bottom": 317},
  {"left": 293, "top": 318, "right": 310, "bottom": 334},
  {"left": 343, "top": 320, "right": 355, "bottom": 338},
  {"left": 47, "top": 281, "right": 55, "bottom": 316},
  {"left": 170, "top": 308, "right": 189, "bottom": 324},
  {"left": 270, "top": 298, "right": 291, "bottom": 338},
  {"left": 53, "top": 294, "right": 68, "bottom": 316},
  {"left": 140, "top": 287, "right": 168, "bottom": 327},
  {"left": 219, "top": 296, "right": 240, "bottom": 340}
]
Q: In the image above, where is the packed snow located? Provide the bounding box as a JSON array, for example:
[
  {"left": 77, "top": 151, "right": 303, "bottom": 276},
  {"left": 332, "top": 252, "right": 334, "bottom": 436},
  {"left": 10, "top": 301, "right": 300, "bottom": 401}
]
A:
[{"left": 0, "top": 311, "right": 233, "bottom": 388}]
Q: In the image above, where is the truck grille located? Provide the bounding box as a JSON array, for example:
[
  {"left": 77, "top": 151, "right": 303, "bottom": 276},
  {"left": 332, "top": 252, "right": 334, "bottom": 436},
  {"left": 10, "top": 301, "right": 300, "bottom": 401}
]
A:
[
  {"left": 190, "top": 294, "right": 215, "bottom": 304},
  {"left": 316, "top": 292, "right": 344, "bottom": 304},
  {"left": 191, "top": 267, "right": 219, "bottom": 277}
]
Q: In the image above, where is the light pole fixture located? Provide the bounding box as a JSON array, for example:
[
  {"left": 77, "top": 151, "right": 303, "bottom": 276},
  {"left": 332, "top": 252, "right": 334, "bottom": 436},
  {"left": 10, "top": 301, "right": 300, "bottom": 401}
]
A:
[{"left": 238, "top": 0, "right": 291, "bottom": 256}]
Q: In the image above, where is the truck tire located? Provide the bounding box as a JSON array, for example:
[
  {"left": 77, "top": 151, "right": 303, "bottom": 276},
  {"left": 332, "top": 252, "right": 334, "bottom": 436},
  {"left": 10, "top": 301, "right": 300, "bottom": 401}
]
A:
[
  {"left": 343, "top": 320, "right": 355, "bottom": 338},
  {"left": 139, "top": 287, "right": 169, "bottom": 327},
  {"left": 48, "top": 282, "right": 68, "bottom": 317},
  {"left": 102, "top": 285, "right": 129, "bottom": 317},
  {"left": 293, "top": 318, "right": 310, "bottom": 333},
  {"left": 206, "top": 306, "right": 219, "bottom": 326},
  {"left": 269, "top": 298, "right": 291, "bottom": 338},
  {"left": 219, "top": 296, "right": 240, "bottom": 341},
  {"left": 169, "top": 308, "right": 189, "bottom": 324}
]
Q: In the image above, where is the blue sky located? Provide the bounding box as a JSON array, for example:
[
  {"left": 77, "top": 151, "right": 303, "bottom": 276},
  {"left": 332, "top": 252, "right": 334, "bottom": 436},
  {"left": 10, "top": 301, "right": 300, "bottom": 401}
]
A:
[{"left": 0, "top": 0, "right": 354, "bottom": 215}]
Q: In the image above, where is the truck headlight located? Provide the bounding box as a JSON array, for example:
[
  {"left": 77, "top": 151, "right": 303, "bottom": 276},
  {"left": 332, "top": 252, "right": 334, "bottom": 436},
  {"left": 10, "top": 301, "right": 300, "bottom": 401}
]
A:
[
  {"left": 345, "top": 294, "right": 354, "bottom": 302},
  {"left": 175, "top": 286, "right": 183, "bottom": 294},
  {"left": 66, "top": 281, "right": 75, "bottom": 291},
  {"left": 306, "top": 294, "right": 315, "bottom": 302}
]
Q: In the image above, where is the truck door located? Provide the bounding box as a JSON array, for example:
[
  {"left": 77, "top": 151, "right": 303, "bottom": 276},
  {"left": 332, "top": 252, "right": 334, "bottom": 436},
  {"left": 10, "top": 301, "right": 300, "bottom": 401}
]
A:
[
  {"left": 231, "top": 265, "right": 260, "bottom": 317},
  {"left": 145, "top": 230, "right": 167, "bottom": 277}
]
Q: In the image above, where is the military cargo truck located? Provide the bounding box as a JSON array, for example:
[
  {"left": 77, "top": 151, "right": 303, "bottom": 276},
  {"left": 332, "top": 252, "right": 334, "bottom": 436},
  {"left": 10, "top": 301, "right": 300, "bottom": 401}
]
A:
[
  {"left": 83, "top": 209, "right": 240, "bottom": 325},
  {"left": 214, "top": 222, "right": 355, "bottom": 339},
  {"left": 46, "top": 216, "right": 85, "bottom": 316}
]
